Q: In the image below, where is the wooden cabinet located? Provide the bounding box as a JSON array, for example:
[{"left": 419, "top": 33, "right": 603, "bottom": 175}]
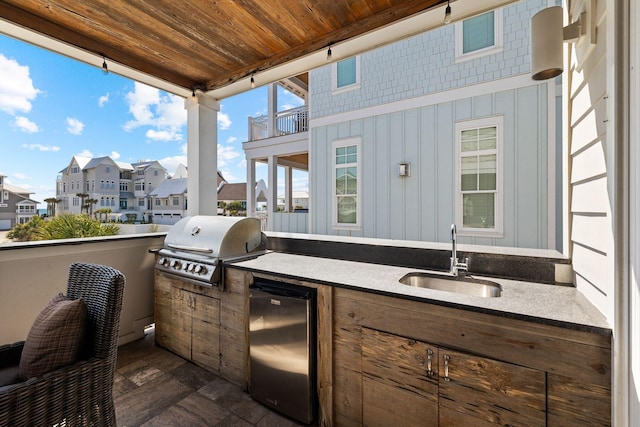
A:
[
  {"left": 172, "top": 288, "right": 220, "bottom": 369},
  {"left": 361, "top": 327, "right": 546, "bottom": 426},
  {"left": 154, "top": 270, "right": 221, "bottom": 373}
]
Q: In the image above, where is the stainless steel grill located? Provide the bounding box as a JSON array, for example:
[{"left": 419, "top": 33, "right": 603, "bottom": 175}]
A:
[{"left": 156, "top": 215, "right": 266, "bottom": 286}]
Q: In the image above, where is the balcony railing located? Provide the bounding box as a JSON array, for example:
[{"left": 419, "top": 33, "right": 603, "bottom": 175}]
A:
[{"left": 248, "top": 105, "right": 309, "bottom": 141}]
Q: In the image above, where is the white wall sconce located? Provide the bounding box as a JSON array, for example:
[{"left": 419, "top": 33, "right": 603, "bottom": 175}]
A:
[
  {"left": 398, "top": 163, "right": 411, "bottom": 177},
  {"left": 531, "top": 1, "right": 596, "bottom": 80}
]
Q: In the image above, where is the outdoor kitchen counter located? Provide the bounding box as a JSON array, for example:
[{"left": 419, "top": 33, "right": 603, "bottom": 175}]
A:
[{"left": 228, "top": 251, "right": 611, "bottom": 335}]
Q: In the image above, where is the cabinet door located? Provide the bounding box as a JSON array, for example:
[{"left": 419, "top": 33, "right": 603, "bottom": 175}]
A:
[
  {"left": 171, "top": 288, "right": 193, "bottom": 360},
  {"left": 439, "top": 348, "right": 546, "bottom": 426},
  {"left": 362, "top": 328, "right": 438, "bottom": 426},
  {"left": 191, "top": 292, "right": 220, "bottom": 370}
]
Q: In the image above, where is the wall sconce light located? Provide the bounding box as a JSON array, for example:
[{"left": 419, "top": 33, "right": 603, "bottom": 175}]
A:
[
  {"left": 250, "top": 74, "right": 255, "bottom": 89},
  {"left": 327, "top": 46, "right": 332, "bottom": 61},
  {"left": 102, "top": 56, "right": 108, "bottom": 75},
  {"left": 398, "top": 162, "right": 411, "bottom": 177},
  {"left": 531, "top": 4, "right": 596, "bottom": 80}
]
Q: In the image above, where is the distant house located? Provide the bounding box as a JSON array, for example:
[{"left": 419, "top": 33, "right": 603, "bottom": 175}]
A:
[
  {"left": 218, "top": 179, "right": 268, "bottom": 215},
  {"left": 277, "top": 191, "right": 308, "bottom": 210},
  {"left": 56, "top": 155, "right": 167, "bottom": 222},
  {"left": 0, "top": 174, "right": 39, "bottom": 230}
]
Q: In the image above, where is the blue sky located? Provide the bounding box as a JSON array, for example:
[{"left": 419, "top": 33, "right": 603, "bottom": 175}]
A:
[{"left": 0, "top": 34, "right": 307, "bottom": 208}]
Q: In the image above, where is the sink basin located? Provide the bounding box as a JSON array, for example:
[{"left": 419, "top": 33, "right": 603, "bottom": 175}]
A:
[{"left": 398, "top": 272, "right": 502, "bottom": 298}]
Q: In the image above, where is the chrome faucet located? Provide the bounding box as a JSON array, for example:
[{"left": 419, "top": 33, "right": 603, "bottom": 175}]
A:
[{"left": 450, "top": 224, "right": 468, "bottom": 276}]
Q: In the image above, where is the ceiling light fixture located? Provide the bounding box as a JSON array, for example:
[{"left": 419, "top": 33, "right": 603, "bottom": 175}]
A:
[
  {"left": 192, "top": 87, "right": 196, "bottom": 98},
  {"left": 444, "top": 1, "right": 452, "bottom": 25},
  {"left": 327, "top": 46, "right": 332, "bottom": 61},
  {"left": 102, "top": 56, "right": 108, "bottom": 75},
  {"left": 250, "top": 75, "right": 255, "bottom": 89}
]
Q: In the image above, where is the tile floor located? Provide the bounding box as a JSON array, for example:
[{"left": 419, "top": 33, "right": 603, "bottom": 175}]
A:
[{"left": 114, "top": 329, "right": 307, "bottom": 427}]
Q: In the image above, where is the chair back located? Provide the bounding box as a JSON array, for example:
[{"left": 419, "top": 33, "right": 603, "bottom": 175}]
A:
[{"left": 66, "top": 262, "right": 125, "bottom": 362}]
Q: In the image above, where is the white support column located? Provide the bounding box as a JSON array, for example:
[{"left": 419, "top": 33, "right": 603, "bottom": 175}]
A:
[
  {"left": 284, "top": 166, "right": 292, "bottom": 212},
  {"left": 246, "top": 158, "right": 256, "bottom": 217},
  {"left": 267, "top": 83, "right": 277, "bottom": 138},
  {"left": 185, "top": 94, "right": 220, "bottom": 216},
  {"left": 268, "top": 155, "right": 278, "bottom": 214}
]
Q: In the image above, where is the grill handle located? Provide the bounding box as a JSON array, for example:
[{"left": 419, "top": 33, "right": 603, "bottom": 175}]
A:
[{"left": 167, "top": 243, "right": 214, "bottom": 253}]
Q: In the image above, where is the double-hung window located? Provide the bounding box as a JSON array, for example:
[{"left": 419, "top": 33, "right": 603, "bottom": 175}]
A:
[
  {"left": 456, "top": 117, "right": 502, "bottom": 236},
  {"left": 332, "top": 138, "right": 360, "bottom": 229},
  {"left": 455, "top": 9, "right": 503, "bottom": 62},
  {"left": 332, "top": 56, "right": 360, "bottom": 93}
]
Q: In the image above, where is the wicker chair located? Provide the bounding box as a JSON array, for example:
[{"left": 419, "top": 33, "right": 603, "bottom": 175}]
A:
[{"left": 0, "top": 262, "right": 125, "bottom": 427}]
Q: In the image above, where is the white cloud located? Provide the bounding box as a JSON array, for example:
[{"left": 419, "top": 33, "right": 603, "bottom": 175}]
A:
[
  {"left": 123, "top": 82, "right": 186, "bottom": 141},
  {"left": 66, "top": 117, "right": 84, "bottom": 135},
  {"left": 110, "top": 151, "right": 121, "bottom": 160},
  {"left": 12, "top": 116, "right": 39, "bottom": 133},
  {"left": 217, "top": 144, "right": 241, "bottom": 168},
  {"left": 226, "top": 136, "right": 238, "bottom": 144},
  {"left": 98, "top": 92, "right": 110, "bottom": 107},
  {"left": 158, "top": 144, "right": 188, "bottom": 175},
  {"left": 0, "top": 54, "right": 40, "bottom": 115},
  {"left": 13, "top": 172, "right": 31, "bottom": 180},
  {"left": 146, "top": 128, "right": 182, "bottom": 142},
  {"left": 76, "top": 149, "right": 94, "bottom": 158},
  {"left": 218, "top": 112, "right": 232, "bottom": 130},
  {"left": 21, "top": 143, "right": 60, "bottom": 152}
]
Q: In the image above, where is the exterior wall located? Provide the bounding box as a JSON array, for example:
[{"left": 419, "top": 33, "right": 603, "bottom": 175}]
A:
[
  {"left": 310, "top": 0, "right": 550, "bottom": 120},
  {"left": 566, "top": 1, "right": 611, "bottom": 319},
  {"left": 310, "top": 80, "right": 553, "bottom": 248},
  {"left": 0, "top": 234, "right": 165, "bottom": 345}
]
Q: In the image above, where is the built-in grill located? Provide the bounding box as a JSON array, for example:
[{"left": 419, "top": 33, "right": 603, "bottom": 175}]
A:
[{"left": 156, "top": 215, "right": 267, "bottom": 286}]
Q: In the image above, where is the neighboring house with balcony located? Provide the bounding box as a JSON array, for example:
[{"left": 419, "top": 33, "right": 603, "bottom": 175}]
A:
[
  {"left": 56, "top": 155, "right": 167, "bottom": 221},
  {"left": 244, "top": 0, "right": 561, "bottom": 250},
  {"left": 0, "top": 174, "right": 39, "bottom": 230}
]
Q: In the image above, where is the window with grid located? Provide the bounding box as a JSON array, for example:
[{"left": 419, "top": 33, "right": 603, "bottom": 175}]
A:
[
  {"left": 457, "top": 118, "right": 502, "bottom": 234},
  {"left": 332, "top": 139, "right": 360, "bottom": 229}
]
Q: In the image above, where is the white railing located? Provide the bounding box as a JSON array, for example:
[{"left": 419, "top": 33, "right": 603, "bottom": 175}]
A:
[{"left": 248, "top": 105, "right": 309, "bottom": 141}]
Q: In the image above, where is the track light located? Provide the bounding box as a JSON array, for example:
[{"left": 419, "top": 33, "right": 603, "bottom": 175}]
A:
[
  {"left": 250, "top": 75, "right": 255, "bottom": 89},
  {"left": 102, "top": 56, "right": 108, "bottom": 75},
  {"left": 444, "top": 1, "right": 452, "bottom": 25},
  {"left": 327, "top": 46, "right": 332, "bottom": 61}
]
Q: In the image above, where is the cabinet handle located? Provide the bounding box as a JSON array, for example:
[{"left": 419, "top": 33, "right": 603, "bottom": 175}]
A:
[
  {"left": 426, "top": 349, "right": 433, "bottom": 376},
  {"left": 443, "top": 355, "right": 450, "bottom": 381}
]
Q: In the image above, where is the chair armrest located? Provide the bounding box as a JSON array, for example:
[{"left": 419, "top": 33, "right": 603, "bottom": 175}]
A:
[{"left": 0, "top": 342, "right": 24, "bottom": 369}]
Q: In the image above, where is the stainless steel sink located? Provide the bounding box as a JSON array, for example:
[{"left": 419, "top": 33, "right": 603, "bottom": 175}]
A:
[{"left": 398, "top": 272, "right": 502, "bottom": 297}]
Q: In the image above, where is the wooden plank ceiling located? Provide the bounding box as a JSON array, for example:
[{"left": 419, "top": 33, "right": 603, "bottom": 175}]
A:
[{"left": 0, "top": 0, "right": 445, "bottom": 93}]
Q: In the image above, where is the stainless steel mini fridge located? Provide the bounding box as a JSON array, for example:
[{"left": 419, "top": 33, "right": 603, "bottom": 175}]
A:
[{"left": 249, "top": 279, "right": 316, "bottom": 424}]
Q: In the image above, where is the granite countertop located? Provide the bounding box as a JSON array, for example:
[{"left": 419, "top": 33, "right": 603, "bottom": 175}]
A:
[{"left": 228, "top": 251, "right": 612, "bottom": 336}]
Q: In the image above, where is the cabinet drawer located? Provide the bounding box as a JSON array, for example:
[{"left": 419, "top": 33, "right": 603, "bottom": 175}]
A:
[{"left": 439, "top": 348, "right": 546, "bottom": 426}]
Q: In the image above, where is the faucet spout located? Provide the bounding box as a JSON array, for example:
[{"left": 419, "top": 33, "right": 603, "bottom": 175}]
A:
[{"left": 450, "top": 223, "right": 468, "bottom": 276}]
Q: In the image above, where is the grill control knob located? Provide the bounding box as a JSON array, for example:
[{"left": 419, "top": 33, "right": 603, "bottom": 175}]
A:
[
  {"left": 158, "top": 257, "right": 166, "bottom": 266},
  {"left": 187, "top": 263, "right": 195, "bottom": 272},
  {"left": 195, "top": 265, "right": 207, "bottom": 275},
  {"left": 161, "top": 258, "right": 170, "bottom": 267},
  {"left": 170, "top": 260, "right": 182, "bottom": 269}
]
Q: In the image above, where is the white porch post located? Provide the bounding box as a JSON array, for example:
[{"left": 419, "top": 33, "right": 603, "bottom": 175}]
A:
[
  {"left": 268, "top": 155, "right": 278, "bottom": 216},
  {"left": 267, "top": 83, "right": 277, "bottom": 138},
  {"left": 185, "top": 94, "right": 219, "bottom": 216},
  {"left": 246, "top": 158, "right": 256, "bottom": 216},
  {"left": 284, "top": 166, "right": 292, "bottom": 212}
]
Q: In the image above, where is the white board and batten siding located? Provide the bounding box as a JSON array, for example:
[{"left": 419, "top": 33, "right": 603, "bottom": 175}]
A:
[
  {"left": 567, "top": 0, "right": 612, "bottom": 319},
  {"left": 310, "top": 81, "right": 554, "bottom": 249}
]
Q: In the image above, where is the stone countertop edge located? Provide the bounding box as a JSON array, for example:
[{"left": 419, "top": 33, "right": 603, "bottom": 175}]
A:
[{"left": 226, "top": 251, "right": 612, "bottom": 336}]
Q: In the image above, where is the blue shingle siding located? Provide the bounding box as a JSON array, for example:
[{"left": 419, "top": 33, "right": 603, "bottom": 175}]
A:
[{"left": 310, "top": 0, "right": 551, "bottom": 119}]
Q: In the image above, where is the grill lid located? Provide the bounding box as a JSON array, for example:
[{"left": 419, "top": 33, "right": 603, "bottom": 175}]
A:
[{"left": 164, "top": 215, "right": 266, "bottom": 258}]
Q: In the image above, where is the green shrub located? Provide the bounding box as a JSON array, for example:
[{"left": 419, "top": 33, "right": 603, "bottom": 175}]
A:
[{"left": 7, "top": 214, "right": 120, "bottom": 242}]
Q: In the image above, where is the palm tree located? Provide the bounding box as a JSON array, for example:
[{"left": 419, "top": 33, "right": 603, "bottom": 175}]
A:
[
  {"left": 43, "top": 197, "right": 61, "bottom": 217},
  {"left": 76, "top": 193, "right": 89, "bottom": 214},
  {"left": 85, "top": 198, "right": 98, "bottom": 216}
]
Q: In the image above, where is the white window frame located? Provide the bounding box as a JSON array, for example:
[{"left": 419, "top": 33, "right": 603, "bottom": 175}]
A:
[
  {"left": 332, "top": 137, "right": 361, "bottom": 230},
  {"left": 455, "top": 116, "right": 503, "bottom": 237},
  {"left": 455, "top": 8, "right": 503, "bottom": 63},
  {"left": 332, "top": 56, "right": 361, "bottom": 94}
]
